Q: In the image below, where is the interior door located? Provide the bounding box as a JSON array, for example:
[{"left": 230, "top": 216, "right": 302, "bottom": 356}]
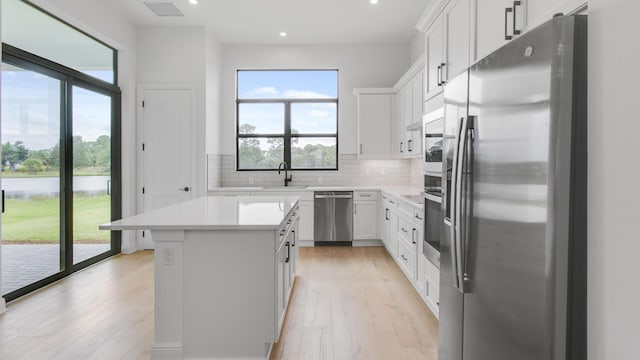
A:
[{"left": 141, "top": 88, "right": 193, "bottom": 248}]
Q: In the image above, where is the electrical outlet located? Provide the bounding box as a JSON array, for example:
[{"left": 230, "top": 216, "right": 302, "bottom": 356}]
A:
[{"left": 162, "top": 248, "right": 174, "bottom": 265}]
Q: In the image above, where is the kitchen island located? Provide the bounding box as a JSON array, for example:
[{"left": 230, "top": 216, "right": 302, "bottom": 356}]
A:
[{"left": 100, "top": 196, "right": 300, "bottom": 360}]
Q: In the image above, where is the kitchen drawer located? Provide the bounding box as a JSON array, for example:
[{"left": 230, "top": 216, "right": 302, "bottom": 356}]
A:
[
  {"left": 398, "top": 215, "right": 416, "bottom": 249},
  {"left": 424, "top": 254, "right": 440, "bottom": 288},
  {"left": 385, "top": 194, "right": 400, "bottom": 208},
  {"left": 398, "top": 240, "right": 417, "bottom": 280},
  {"left": 354, "top": 191, "right": 378, "bottom": 201}
]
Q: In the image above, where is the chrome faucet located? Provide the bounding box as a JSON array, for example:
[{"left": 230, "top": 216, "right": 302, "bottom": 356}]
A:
[{"left": 277, "top": 161, "right": 293, "bottom": 187}]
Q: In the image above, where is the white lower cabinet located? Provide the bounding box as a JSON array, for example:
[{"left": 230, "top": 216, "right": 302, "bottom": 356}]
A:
[
  {"left": 275, "top": 207, "right": 299, "bottom": 341},
  {"left": 381, "top": 191, "right": 439, "bottom": 318},
  {"left": 424, "top": 256, "right": 440, "bottom": 318},
  {"left": 354, "top": 191, "right": 379, "bottom": 240},
  {"left": 398, "top": 239, "right": 417, "bottom": 280}
]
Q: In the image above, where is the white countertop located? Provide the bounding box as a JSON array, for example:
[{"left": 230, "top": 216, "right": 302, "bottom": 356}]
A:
[
  {"left": 208, "top": 185, "right": 424, "bottom": 207},
  {"left": 100, "top": 196, "right": 299, "bottom": 231}
]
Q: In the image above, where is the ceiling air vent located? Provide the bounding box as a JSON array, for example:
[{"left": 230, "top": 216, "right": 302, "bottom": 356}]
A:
[{"left": 144, "top": 2, "right": 184, "bottom": 17}]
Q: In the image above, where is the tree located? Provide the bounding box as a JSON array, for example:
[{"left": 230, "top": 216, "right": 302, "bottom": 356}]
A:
[
  {"left": 2, "top": 141, "right": 29, "bottom": 171},
  {"left": 72, "top": 136, "right": 91, "bottom": 168},
  {"left": 22, "top": 157, "right": 44, "bottom": 174}
]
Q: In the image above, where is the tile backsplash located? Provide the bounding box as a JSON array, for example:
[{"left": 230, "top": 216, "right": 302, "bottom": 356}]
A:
[{"left": 208, "top": 154, "right": 423, "bottom": 189}]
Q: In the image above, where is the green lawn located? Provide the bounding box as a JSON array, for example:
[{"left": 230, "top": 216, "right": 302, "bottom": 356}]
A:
[{"left": 2, "top": 195, "right": 110, "bottom": 243}]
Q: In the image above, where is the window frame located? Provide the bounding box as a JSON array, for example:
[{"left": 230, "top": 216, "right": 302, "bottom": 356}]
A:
[{"left": 235, "top": 69, "right": 339, "bottom": 171}]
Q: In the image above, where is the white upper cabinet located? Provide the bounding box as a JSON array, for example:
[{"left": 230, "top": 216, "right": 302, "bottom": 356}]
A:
[
  {"left": 391, "top": 59, "right": 424, "bottom": 158},
  {"left": 473, "top": 0, "right": 588, "bottom": 62},
  {"left": 472, "top": 0, "right": 517, "bottom": 63},
  {"left": 425, "top": 18, "right": 444, "bottom": 98},
  {"left": 444, "top": 0, "right": 471, "bottom": 81},
  {"left": 423, "top": 0, "right": 471, "bottom": 101},
  {"left": 420, "top": 0, "right": 587, "bottom": 86},
  {"left": 527, "top": 0, "right": 587, "bottom": 31},
  {"left": 354, "top": 89, "right": 394, "bottom": 159}
]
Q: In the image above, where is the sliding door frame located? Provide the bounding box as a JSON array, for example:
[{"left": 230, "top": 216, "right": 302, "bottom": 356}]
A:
[{"left": 1, "top": 43, "right": 121, "bottom": 302}]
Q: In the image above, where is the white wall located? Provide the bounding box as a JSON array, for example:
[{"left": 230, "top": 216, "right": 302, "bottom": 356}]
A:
[
  {"left": 220, "top": 43, "right": 411, "bottom": 155},
  {"left": 137, "top": 26, "right": 222, "bottom": 200},
  {"left": 588, "top": 1, "right": 640, "bottom": 359},
  {"left": 15, "top": 1, "right": 138, "bottom": 251}
]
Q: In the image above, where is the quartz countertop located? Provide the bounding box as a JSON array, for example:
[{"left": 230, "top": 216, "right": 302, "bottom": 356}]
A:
[
  {"left": 100, "top": 195, "right": 299, "bottom": 231},
  {"left": 208, "top": 185, "right": 424, "bottom": 207}
]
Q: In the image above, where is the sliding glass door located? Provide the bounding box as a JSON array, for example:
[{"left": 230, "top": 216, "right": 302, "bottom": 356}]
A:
[
  {"left": 1, "top": 52, "right": 121, "bottom": 302},
  {"left": 71, "top": 86, "right": 113, "bottom": 265},
  {"left": 1, "top": 62, "right": 64, "bottom": 295}
]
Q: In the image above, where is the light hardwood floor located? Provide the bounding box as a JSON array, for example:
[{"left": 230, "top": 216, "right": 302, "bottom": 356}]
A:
[{"left": 0, "top": 247, "right": 438, "bottom": 360}]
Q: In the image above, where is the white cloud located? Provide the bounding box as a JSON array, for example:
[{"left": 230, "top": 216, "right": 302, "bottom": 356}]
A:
[
  {"left": 308, "top": 110, "right": 329, "bottom": 118},
  {"left": 246, "top": 86, "right": 280, "bottom": 98},
  {"left": 282, "top": 89, "right": 331, "bottom": 99}
]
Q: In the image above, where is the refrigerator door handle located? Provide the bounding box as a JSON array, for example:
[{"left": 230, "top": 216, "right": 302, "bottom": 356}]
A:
[
  {"left": 460, "top": 116, "right": 476, "bottom": 293},
  {"left": 450, "top": 116, "right": 467, "bottom": 291}
]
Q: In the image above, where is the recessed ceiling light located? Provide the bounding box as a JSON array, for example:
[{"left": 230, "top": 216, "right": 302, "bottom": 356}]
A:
[
  {"left": 189, "top": 0, "right": 198, "bottom": 4},
  {"left": 280, "top": 32, "right": 287, "bottom": 37},
  {"left": 370, "top": 0, "right": 379, "bottom": 4}
]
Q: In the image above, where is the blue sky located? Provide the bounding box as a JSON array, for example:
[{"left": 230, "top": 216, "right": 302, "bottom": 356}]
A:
[
  {"left": 238, "top": 70, "right": 338, "bottom": 136},
  {"left": 238, "top": 70, "right": 338, "bottom": 99},
  {"left": 1, "top": 68, "right": 111, "bottom": 151}
]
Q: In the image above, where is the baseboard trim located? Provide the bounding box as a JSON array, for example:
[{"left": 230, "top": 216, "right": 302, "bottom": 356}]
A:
[
  {"left": 352, "top": 239, "right": 384, "bottom": 247},
  {"left": 298, "top": 240, "right": 314, "bottom": 247},
  {"left": 150, "top": 342, "right": 183, "bottom": 360}
]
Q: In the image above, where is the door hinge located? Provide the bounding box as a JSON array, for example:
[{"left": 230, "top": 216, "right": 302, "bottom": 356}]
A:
[{"left": 142, "top": 187, "right": 145, "bottom": 194}]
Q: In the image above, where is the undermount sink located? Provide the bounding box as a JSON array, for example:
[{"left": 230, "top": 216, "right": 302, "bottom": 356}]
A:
[{"left": 260, "top": 185, "right": 308, "bottom": 190}]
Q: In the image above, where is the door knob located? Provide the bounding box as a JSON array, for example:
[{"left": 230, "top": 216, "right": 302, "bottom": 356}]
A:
[{"left": 178, "top": 187, "right": 190, "bottom": 192}]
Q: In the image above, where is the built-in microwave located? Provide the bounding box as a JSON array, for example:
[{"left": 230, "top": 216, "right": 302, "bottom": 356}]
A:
[{"left": 423, "top": 110, "right": 443, "bottom": 176}]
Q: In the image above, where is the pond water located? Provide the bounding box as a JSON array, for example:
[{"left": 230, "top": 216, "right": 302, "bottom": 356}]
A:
[{"left": 2, "top": 176, "right": 110, "bottom": 198}]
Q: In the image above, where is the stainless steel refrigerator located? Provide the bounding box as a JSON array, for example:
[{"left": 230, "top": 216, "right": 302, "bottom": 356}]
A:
[{"left": 440, "top": 15, "right": 587, "bottom": 360}]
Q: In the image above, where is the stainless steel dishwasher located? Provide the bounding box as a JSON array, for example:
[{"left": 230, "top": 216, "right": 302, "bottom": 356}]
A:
[{"left": 314, "top": 191, "right": 353, "bottom": 246}]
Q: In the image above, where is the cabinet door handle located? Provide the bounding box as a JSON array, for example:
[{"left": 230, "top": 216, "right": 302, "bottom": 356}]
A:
[
  {"left": 513, "top": 1, "right": 522, "bottom": 35},
  {"left": 286, "top": 242, "right": 290, "bottom": 263},
  {"left": 505, "top": 7, "right": 513, "bottom": 40},
  {"left": 401, "top": 227, "right": 408, "bottom": 233},
  {"left": 354, "top": 203, "right": 358, "bottom": 215},
  {"left": 400, "top": 142, "right": 404, "bottom": 153},
  {"left": 385, "top": 208, "right": 389, "bottom": 221},
  {"left": 437, "top": 65, "right": 441, "bottom": 86},
  {"left": 412, "top": 228, "right": 417, "bottom": 244},
  {"left": 292, "top": 230, "right": 296, "bottom": 247},
  {"left": 408, "top": 139, "right": 413, "bottom": 152},
  {"left": 401, "top": 255, "right": 408, "bottom": 261},
  {"left": 439, "top": 63, "right": 446, "bottom": 85}
]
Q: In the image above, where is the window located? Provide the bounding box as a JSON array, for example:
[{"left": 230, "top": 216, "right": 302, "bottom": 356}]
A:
[
  {"left": 2, "top": 0, "right": 116, "bottom": 84},
  {"left": 236, "top": 70, "right": 338, "bottom": 170}
]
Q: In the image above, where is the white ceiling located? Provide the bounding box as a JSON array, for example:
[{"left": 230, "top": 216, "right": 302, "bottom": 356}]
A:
[{"left": 109, "top": 0, "right": 431, "bottom": 44}]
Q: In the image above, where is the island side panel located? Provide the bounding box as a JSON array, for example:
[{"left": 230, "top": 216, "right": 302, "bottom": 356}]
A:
[
  {"left": 150, "top": 230, "right": 185, "bottom": 359},
  {"left": 183, "top": 229, "right": 277, "bottom": 359}
]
